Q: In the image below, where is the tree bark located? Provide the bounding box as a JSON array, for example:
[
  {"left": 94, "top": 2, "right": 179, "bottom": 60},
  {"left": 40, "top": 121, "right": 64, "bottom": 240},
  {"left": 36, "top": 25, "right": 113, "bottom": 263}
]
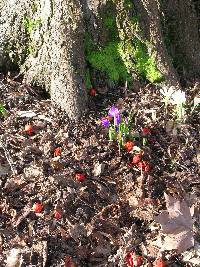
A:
[
  {"left": 1, "top": 0, "right": 200, "bottom": 113},
  {"left": 163, "top": 0, "right": 200, "bottom": 78},
  {"left": 137, "top": 0, "right": 181, "bottom": 88},
  {"left": 0, "top": 0, "right": 88, "bottom": 119}
]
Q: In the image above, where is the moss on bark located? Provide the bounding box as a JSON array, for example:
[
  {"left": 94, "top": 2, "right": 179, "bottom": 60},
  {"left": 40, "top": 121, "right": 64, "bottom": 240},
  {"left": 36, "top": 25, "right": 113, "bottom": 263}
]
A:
[{"left": 84, "top": 0, "right": 162, "bottom": 89}]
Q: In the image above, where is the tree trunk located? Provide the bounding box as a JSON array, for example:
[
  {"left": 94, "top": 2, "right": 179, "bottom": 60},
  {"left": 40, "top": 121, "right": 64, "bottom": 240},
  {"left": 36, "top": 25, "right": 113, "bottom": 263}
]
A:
[
  {"left": 136, "top": 0, "right": 180, "bottom": 88},
  {"left": 0, "top": 0, "right": 88, "bottom": 119},
  {"left": 163, "top": 0, "right": 200, "bottom": 78},
  {"left": 1, "top": 0, "right": 200, "bottom": 115}
]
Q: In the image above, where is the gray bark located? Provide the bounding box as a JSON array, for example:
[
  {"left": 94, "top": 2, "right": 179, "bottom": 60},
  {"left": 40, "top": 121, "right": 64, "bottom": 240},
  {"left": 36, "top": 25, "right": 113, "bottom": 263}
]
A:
[
  {"left": 0, "top": 0, "right": 32, "bottom": 69},
  {"left": 0, "top": 0, "right": 88, "bottom": 119}
]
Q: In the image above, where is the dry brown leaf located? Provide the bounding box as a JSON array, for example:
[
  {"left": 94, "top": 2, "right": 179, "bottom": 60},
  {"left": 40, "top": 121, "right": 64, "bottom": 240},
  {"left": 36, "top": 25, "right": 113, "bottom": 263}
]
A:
[
  {"left": 89, "top": 134, "right": 98, "bottom": 146},
  {"left": 155, "top": 193, "right": 194, "bottom": 253},
  {"left": 68, "top": 223, "right": 87, "bottom": 242},
  {"left": 128, "top": 195, "right": 140, "bottom": 208},
  {"left": 17, "top": 110, "right": 36, "bottom": 118},
  {"left": 64, "top": 256, "right": 77, "bottom": 267},
  {"left": 92, "top": 232, "right": 111, "bottom": 257},
  {"left": 14, "top": 203, "right": 32, "bottom": 227},
  {"left": 24, "top": 165, "right": 43, "bottom": 178},
  {"left": 0, "top": 234, "right": 3, "bottom": 253},
  {"left": 182, "top": 242, "right": 200, "bottom": 266},
  {"left": 116, "top": 98, "right": 124, "bottom": 110},
  {"left": 141, "top": 242, "right": 160, "bottom": 258},
  {"left": 50, "top": 159, "right": 63, "bottom": 170},
  {"left": 0, "top": 163, "right": 10, "bottom": 175},
  {"left": 165, "top": 121, "right": 174, "bottom": 134}
]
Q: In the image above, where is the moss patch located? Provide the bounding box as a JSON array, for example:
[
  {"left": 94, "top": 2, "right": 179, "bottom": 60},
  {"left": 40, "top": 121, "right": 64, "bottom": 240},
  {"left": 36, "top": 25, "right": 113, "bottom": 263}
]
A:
[
  {"left": 87, "top": 41, "right": 132, "bottom": 83},
  {"left": 23, "top": 16, "right": 42, "bottom": 35},
  {"left": 133, "top": 39, "right": 163, "bottom": 83},
  {"left": 84, "top": 1, "right": 162, "bottom": 88},
  {"left": 22, "top": 16, "right": 42, "bottom": 57},
  {"left": 85, "top": 36, "right": 162, "bottom": 88}
]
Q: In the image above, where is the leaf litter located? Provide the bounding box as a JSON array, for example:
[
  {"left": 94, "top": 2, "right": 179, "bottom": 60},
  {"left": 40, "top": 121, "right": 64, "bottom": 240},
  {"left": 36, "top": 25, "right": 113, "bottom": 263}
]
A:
[
  {"left": 0, "top": 74, "right": 200, "bottom": 266},
  {"left": 155, "top": 193, "right": 194, "bottom": 253}
]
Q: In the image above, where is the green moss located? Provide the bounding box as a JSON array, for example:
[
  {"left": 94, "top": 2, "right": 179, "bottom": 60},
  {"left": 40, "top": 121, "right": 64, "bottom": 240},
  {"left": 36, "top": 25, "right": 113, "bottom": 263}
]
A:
[
  {"left": 124, "top": 0, "right": 133, "bottom": 9},
  {"left": 23, "top": 16, "right": 42, "bottom": 35},
  {"left": 87, "top": 41, "right": 132, "bottom": 82},
  {"left": 22, "top": 16, "right": 42, "bottom": 57},
  {"left": 145, "top": 58, "right": 163, "bottom": 83},
  {"left": 104, "top": 16, "right": 115, "bottom": 30},
  {"left": 133, "top": 39, "right": 163, "bottom": 83},
  {"left": 84, "top": 1, "right": 163, "bottom": 86},
  {"left": 117, "top": 41, "right": 135, "bottom": 73},
  {"left": 104, "top": 15, "right": 118, "bottom": 40},
  {"left": 85, "top": 36, "right": 162, "bottom": 84}
]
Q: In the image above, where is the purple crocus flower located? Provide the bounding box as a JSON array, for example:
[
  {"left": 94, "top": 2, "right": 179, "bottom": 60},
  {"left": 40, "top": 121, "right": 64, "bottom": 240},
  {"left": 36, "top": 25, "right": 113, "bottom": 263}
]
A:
[
  {"left": 108, "top": 106, "right": 121, "bottom": 125},
  {"left": 100, "top": 117, "right": 110, "bottom": 127},
  {"left": 108, "top": 106, "right": 119, "bottom": 117},
  {"left": 115, "top": 114, "right": 121, "bottom": 125}
]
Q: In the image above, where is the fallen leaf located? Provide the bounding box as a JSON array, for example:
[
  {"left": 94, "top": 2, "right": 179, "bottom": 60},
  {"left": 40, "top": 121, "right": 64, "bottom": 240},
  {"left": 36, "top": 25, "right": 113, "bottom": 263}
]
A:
[
  {"left": 92, "top": 232, "right": 111, "bottom": 257},
  {"left": 68, "top": 223, "right": 87, "bottom": 241},
  {"left": 24, "top": 165, "right": 44, "bottom": 178},
  {"left": 32, "top": 241, "right": 48, "bottom": 267},
  {"left": 155, "top": 193, "right": 194, "bottom": 253},
  {"left": 116, "top": 98, "right": 124, "bottom": 110},
  {"left": 0, "top": 163, "right": 10, "bottom": 175},
  {"left": 50, "top": 159, "right": 63, "bottom": 170},
  {"left": 165, "top": 121, "right": 174, "bottom": 134},
  {"left": 93, "top": 162, "right": 105, "bottom": 176},
  {"left": 17, "top": 110, "right": 37, "bottom": 118},
  {"left": 14, "top": 203, "right": 32, "bottom": 227},
  {"left": 64, "top": 256, "right": 77, "bottom": 267}
]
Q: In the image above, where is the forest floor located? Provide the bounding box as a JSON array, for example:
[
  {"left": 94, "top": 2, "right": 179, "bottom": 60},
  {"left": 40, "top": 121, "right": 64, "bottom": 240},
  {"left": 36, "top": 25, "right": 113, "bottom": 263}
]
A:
[{"left": 0, "top": 73, "right": 199, "bottom": 267}]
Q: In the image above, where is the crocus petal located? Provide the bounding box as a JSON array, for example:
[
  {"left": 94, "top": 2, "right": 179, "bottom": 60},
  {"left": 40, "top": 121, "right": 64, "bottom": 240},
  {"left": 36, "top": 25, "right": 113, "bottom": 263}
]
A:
[
  {"left": 108, "top": 106, "right": 120, "bottom": 118},
  {"left": 101, "top": 117, "right": 110, "bottom": 127},
  {"left": 115, "top": 114, "right": 121, "bottom": 125}
]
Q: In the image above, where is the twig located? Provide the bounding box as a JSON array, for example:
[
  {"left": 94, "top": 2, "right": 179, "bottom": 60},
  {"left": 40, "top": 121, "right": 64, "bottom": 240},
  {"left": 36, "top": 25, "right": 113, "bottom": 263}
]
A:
[{"left": 0, "top": 135, "right": 17, "bottom": 175}]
